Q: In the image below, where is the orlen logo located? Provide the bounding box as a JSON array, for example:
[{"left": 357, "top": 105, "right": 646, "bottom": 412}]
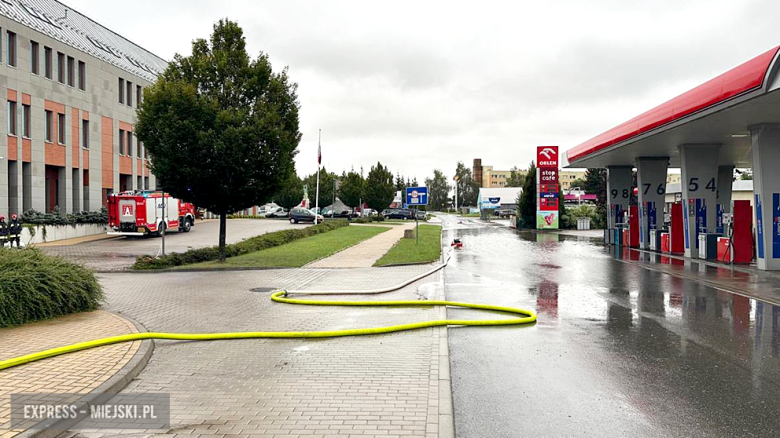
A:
[{"left": 537, "top": 146, "right": 559, "bottom": 168}]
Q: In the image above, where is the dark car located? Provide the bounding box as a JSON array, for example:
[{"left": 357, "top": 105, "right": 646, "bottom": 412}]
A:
[
  {"left": 383, "top": 208, "right": 414, "bottom": 220},
  {"left": 494, "top": 208, "right": 515, "bottom": 218},
  {"left": 289, "top": 207, "right": 324, "bottom": 224}
]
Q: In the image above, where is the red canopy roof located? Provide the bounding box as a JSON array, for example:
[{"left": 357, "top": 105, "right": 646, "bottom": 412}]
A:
[{"left": 566, "top": 46, "right": 780, "bottom": 164}]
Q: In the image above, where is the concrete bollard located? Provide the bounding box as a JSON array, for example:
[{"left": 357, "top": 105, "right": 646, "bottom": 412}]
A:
[{"left": 403, "top": 229, "right": 414, "bottom": 239}]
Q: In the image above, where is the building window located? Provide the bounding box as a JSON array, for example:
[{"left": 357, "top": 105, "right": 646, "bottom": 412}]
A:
[
  {"left": 58, "top": 113, "right": 65, "bottom": 144},
  {"left": 44, "top": 110, "right": 53, "bottom": 142},
  {"left": 136, "top": 134, "right": 141, "bottom": 157},
  {"left": 136, "top": 85, "right": 142, "bottom": 106},
  {"left": 119, "top": 128, "right": 125, "bottom": 154},
  {"left": 67, "top": 56, "right": 74, "bottom": 86},
  {"left": 78, "top": 61, "right": 85, "bottom": 90},
  {"left": 6, "top": 31, "right": 15, "bottom": 67},
  {"left": 22, "top": 103, "right": 30, "bottom": 138},
  {"left": 127, "top": 131, "right": 133, "bottom": 156},
  {"left": 44, "top": 46, "right": 52, "bottom": 79},
  {"left": 118, "top": 78, "right": 124, "bottom": 104},
  {"left": 143, "top": 142, "right": 147, "bottom": 159},
  {"left": 7, "top": 101, "right": 16, "bottom": 135},
  {"left": 126, "top": 80, "right": 132, "bottom": 107},
  {"left": 82, "top": 119, "right": 89, "bottom": 148},
  {"left": 57, "top": 52, "right": 64, "bottom": 83},
  {"left": 30, "top": 41, "right": 39, "bottom": 74}
]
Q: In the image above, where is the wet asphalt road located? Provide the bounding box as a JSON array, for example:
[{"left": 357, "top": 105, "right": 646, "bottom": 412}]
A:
[{"left": 439, "top": 214, "right": 780, "bottom": 438}]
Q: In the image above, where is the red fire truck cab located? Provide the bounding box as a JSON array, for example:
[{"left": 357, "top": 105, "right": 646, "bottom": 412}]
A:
[{"left": 107, "top": 191, "right": 196, "bottom": 237}]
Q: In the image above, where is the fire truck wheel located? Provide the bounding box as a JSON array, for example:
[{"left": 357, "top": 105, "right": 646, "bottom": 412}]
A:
[{"left": 181, "top": 218, "right": 192, "bottom": 233}]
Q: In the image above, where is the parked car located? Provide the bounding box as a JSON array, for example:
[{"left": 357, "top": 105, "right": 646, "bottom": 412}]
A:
[
  {"left": 289, "top": 207, "right": 324, "bottom": 224},
  {"left": 383, "top": 208, "right": 414, "bottom": 220},
  {"left": 494, "top": 208, "right": 515, "bottom": 218},
  {"left": 415, "top": 210, "right": 427, "bottom": 220},
  {"left": 265, "top": 207, "right": 288, "bottom": 218}
]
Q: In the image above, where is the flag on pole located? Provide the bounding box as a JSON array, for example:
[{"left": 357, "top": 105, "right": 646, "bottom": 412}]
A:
[{"left": 317, "top": 142, "right": 322, "bottom": 165}]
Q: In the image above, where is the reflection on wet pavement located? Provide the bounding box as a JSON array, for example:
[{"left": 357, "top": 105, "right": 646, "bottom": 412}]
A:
[{"left": 438, "top": 214, "right": 780, "bottom": 438}]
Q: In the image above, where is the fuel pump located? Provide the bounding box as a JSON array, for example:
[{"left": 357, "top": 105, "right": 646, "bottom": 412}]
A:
[{"left": 717, "top": 200, "right": 752, "bottom": 263}]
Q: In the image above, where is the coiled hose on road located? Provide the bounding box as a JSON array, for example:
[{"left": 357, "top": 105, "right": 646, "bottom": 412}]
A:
[{"left": 0, "top": 248, "right": 537, "bottom": 371}]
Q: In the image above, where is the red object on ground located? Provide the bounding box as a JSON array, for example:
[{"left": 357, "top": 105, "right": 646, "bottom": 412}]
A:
[
  {"left": 661, "top": 232, "right": 670, "bottom": 253},
  {"left": 669, "top": 202, "right": 684, "bottom": 254},
  {"left": 731, "top": 200, "right": 753, "bottom": 264},
  {"left": 627, "top": 205, "right": 639, "bottom": 248},
  {"left": 717, "top": 237, "right": 732, "bottom": 262}
]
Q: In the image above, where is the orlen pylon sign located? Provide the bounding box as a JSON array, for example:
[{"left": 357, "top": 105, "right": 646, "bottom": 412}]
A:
[{"left": 536, "top": 146, "right": 559, "bottom": 229}]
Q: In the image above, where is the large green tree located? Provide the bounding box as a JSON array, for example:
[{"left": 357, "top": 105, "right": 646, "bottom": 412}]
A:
[
  {"left": 517, "top": 161, "right": 536, "bottom": 228},
  {"left": 274, "top": 171, "right": 303, "bottom": 210},
  {"left": 339, "top": 170, "right": 365, "bottom": 208},
  {"left": 364, "top": 162, "right": 394, "bottom": 212},
  {"left": 303, "top": 167, "right": 338, "bottom": 209},
  {"left": 582, "top": 168, "right": 607, "bottom": 228},
  {"left": 454, "top": 161, "right": 480, "bottom": 206},
  {"left": 395, "top": 173, "right": 406, "bottom": 192},
  {"left": 136, "top": 20, "right": 300, "bottom": 260},
  {"left": 426, "top": 169, "right": 450, "bottom": 211}
]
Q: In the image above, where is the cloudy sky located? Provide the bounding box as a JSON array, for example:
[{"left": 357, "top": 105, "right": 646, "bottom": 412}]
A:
[{"left": 68, "top": 0, "right": 780, "bottom": 182}]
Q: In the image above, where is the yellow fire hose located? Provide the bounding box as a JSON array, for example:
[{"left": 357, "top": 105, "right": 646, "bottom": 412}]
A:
[{"left": 0, "top": 291, "right": 536, "bottom": 371}]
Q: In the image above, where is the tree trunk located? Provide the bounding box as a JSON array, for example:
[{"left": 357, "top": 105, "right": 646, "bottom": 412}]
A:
[{"left": 219, "top": 213, "right": 227, "bottom": 262}]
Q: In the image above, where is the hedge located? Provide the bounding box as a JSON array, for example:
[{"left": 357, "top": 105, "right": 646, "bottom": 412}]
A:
[
  {"left": 133, "top": 220, "right": 350, "bottom": 269},
  {"left": 0, "top": 248, "right": 104, "bottom": 328},
  {"left": 20, "top": 207, "right": 108, "bottom": 225},
  {"left": 351, "top": 216, "right": 386, "bottom": 224}
]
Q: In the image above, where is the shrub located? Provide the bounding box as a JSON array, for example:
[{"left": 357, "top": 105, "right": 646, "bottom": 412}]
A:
[
  {"left": 0, "top": 248, "right": 103, "bottom": 328},
  {"left": 20, "top": 207, "right": 108, "bottom": 226},
  {"left": 133, "top": 220, "right": 350, "bottom": 269}
]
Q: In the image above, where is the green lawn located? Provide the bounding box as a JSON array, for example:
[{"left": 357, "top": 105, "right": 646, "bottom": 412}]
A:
[
  {"left": 188, "top": 225, "right": 390, "bottom": 269},
  {"left": 374, "top": 224, "right": 442, "bottom": 266}
]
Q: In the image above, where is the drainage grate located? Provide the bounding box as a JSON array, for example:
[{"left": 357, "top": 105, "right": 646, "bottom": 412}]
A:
[{"left": 249, "top": 287, "right": 279, "bottom": 293}]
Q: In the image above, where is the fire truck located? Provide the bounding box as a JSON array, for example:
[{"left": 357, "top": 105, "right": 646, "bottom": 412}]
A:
[{"left": 107, "top": 191, "right": 196, "bottom": 237}]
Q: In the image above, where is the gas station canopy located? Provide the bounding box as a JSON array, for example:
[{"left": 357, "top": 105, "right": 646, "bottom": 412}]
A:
[{"left": 566, "top": 46, "right": 780, "bottom": 168}]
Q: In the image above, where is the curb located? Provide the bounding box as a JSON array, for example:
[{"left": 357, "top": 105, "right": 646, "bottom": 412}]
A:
[{"left": 17, "top": 314, "right": 154, "bottom": 438}]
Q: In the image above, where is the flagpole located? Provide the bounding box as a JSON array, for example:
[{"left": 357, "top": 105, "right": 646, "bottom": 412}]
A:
[{"left": 315, "top": 129, "right": 321, "bottom": 214}]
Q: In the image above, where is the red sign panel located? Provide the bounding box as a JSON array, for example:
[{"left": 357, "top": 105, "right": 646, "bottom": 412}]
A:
[
  {"left": 539, "top": 168, "right": 559, "bottom": 184},
  {"left": 537, "top": 146, "right": 559, "bottom": 168}
]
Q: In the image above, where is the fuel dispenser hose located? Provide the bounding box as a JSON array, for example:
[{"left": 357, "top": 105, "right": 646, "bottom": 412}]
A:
[{"left": 0, "top": 247, "right": 537, "bottom": 371}]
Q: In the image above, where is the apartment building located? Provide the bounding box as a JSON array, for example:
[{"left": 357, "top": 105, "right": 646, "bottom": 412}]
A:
[
  {"left": 473, "top": 158, "right": 524, "bottom": 188},
  {"left": 0, "top": 0, "right": 166, "bottom": 218},
  {"left": 559, "top": 170, "right": 586, "bottom": 191}
]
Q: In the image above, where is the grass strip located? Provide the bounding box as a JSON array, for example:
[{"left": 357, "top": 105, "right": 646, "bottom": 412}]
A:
[
  {"left": 374, "top": 224, "right": 442, "bottom": 266},
  {"left": 188, "top": 225, "right": 390, "bottom": 269}
]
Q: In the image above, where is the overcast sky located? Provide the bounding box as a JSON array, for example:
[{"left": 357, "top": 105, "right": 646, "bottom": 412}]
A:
[{"left": 67, "top": 0, "right": 780, "bottom": 182}]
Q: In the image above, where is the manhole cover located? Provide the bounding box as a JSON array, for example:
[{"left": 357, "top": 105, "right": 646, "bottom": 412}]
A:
[{"left": 249, "top": 287, "right": 279, "bottom": 293}]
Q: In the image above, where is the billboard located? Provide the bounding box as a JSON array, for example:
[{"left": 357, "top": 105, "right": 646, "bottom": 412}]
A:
[{"left": 536, "top": 146, "right": 559, "bottom": 230}]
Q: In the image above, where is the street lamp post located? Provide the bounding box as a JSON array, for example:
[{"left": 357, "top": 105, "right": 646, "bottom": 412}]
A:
[{"left": 453, "top": 175, "right": 460, "bottom": 213}]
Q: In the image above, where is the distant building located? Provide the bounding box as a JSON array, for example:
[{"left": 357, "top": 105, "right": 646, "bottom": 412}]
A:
[
  {"left": 559, "top": 170, "right": 586, "bottom": 191},
  {"left": 472, "top": 158, "right": 525, "bottom": 188},
  {"left": 0, "top": 0, "right": 167, "bottom": 218},
  {"left": 477, "top": 187, "right": 522, "bottom": 212}
]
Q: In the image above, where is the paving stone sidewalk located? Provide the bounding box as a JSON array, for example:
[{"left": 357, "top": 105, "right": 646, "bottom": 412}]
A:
[
  {"left": 65, "top": 265, "right": 449, "bottom": 437},
  {"left": 306, "top": 223, "right": 416, "bottom": 268},
  {"left": 0, "top": 311, "right": 142, "bottom": 437}
]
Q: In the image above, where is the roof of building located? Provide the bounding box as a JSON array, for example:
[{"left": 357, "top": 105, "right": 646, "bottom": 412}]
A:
[
  {"left": 566, "top": 45, "right": 780, "bottom": 166},
  {"left": 0, "top": 0, "right": 167, "bottom": 81},
  {"left": 477, "top": 187, "right": 522, "bottom": 201}
]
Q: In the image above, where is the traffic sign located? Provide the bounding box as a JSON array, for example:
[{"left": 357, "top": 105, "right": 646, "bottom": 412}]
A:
[{"left": 406, "top": 186, "right": 428, "bottom": 206}]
